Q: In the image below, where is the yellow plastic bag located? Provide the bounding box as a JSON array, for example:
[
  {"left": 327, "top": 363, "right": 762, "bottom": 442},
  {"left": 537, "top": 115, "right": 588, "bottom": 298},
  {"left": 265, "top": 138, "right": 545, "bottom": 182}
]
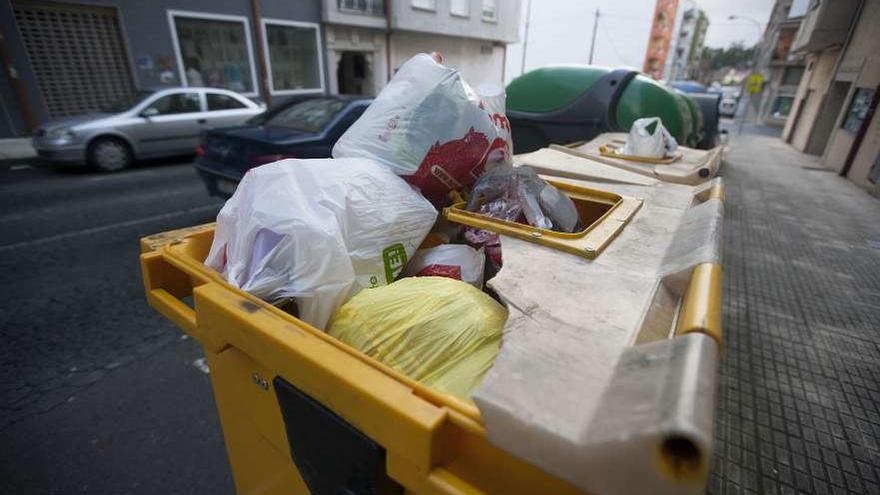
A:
[{"left": 327, "top": 276, "right": 507, "bottom": 399}]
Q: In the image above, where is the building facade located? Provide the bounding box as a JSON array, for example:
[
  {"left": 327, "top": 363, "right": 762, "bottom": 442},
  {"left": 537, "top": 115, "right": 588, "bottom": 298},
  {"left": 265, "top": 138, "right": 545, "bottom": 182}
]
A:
[
  {"left": 782, "top": 0, "right": 880, "bottom": 194},
  {"left": 749, "top": 0, "right": 807, "bottom": 127},
  {"left": 323, "top": 0, "right": 519, "bottom": 97},
  {"left": 0, "top": 0, "right": 327, "bottom": 138},
  {"left": 0, "top": 0, "right": 519, "bottom": 138},
  {"left": 664, "top": 6, "right": 709, "bottom": 82},
  {"left": 642, "top": 0, "right": 679, "bottom": 80}
]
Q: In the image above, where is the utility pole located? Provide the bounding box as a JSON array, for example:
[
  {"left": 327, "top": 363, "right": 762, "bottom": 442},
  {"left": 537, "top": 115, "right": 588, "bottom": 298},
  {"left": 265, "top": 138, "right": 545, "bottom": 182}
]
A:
[
  {"left": 728, "top": 15, "right": 764, "bottom": 134},
  {"left": 588, "top": 9, "right": 600, "bottom": 65},
  {"left": 249, "top": 0, "right": 271, "bottom": 106},
  {"left": 520, "top": 0, "right": 533, "bottom": 75}
]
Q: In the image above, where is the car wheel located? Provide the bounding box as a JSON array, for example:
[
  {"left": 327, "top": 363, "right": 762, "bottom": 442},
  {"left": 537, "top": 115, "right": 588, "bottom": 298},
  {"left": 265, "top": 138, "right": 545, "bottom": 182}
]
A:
[{"left": 88, "top": 137, "right": 132, "bottom": 172}]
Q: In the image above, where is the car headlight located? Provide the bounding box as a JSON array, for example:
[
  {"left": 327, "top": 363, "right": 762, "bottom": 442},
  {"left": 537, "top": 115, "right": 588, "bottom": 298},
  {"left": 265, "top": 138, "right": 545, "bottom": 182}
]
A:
[{"left": 48, "top": 128, "right": 76, "bottom": 142}]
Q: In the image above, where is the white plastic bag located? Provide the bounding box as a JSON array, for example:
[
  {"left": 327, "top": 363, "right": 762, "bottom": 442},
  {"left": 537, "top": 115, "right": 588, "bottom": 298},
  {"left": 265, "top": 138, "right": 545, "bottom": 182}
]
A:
[
  {"left": 622, "top": 117, "right": 678, "bottom": 158},
  {"left": 205, "top": 158, "right": 437, "bottom": 329},
  {"left": 402, "top": 244, "right": 485, "bottom": 288},
  {"left": 332, "top": 53, "right": 512, "bottom": 202}
]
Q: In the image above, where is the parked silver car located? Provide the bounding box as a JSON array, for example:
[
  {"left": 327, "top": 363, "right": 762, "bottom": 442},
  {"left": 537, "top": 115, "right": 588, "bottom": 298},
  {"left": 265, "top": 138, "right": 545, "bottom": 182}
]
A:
[{"left": 33, "top": 87, "right": 264, "bottom": 171}]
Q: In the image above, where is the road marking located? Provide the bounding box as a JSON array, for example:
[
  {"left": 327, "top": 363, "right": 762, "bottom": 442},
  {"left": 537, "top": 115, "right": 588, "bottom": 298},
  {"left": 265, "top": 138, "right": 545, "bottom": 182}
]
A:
[
  {"left": 0, "top": 203, "right": 219, "bottom": 253},
  {"left": 10, "top": 164, "right": 32, "bottom": 171},
  {"left": 192, "top": 358, "right": 210, "bottom": 374}
]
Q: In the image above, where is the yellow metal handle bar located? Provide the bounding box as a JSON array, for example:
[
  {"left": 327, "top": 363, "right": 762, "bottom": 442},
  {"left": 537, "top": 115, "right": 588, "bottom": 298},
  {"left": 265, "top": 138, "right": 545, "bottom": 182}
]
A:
[{"left": 675, "top": 263, "right": 723, "bottom": 345}]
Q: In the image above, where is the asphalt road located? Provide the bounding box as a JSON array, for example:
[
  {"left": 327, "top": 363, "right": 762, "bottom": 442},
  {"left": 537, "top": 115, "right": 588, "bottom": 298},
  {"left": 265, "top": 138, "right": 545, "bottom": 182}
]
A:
[{"left": 0, "top": 159, "right": 233, "bottom": 494}]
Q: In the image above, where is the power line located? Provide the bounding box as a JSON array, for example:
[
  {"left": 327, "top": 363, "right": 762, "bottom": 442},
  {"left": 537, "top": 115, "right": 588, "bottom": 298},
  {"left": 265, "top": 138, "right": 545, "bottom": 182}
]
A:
[{"left": 598, "top": 19, "right": 636, "bottom": 67}]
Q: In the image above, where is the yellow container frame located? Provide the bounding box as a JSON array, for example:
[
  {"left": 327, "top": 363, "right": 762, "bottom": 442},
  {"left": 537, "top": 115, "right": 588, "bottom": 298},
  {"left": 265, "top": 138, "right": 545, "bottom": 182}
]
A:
[
  {"left": 443, "top": 179, "right": 643, "bottom": 259},
  {"left": 138, "top": 182, "right": 723, "bottom": 494}
]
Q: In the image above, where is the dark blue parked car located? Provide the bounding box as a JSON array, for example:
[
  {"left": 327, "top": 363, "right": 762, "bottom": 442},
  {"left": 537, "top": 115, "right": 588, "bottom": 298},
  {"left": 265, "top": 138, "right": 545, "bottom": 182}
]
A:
[{"left": 195, "top": 95, "right": 372, "bottom": 197}]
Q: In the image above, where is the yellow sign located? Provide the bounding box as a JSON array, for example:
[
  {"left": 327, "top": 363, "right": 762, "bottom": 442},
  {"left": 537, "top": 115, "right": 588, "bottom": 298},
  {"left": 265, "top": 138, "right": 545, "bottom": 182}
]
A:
[{"left": 746, "top": 73, "right": 765, "bottom": 94}]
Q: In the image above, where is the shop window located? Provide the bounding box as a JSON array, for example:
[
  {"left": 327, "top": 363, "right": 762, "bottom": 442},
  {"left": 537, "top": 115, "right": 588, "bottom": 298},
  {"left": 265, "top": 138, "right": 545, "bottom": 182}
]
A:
[
  {"left": 782, "top": 66, "right": 804, "bottom": 86},
  {"left": 169, "top": 11, "right": 257, "bottom": 95},
  {"left": 771, "top": 96, "right": 794, "bottom": 118},
  {"left": 842, "top": 88, "right": 875, "bottom": 133},
  {"left": 262, "top": 20, "right": 324, "bottom": 95}
]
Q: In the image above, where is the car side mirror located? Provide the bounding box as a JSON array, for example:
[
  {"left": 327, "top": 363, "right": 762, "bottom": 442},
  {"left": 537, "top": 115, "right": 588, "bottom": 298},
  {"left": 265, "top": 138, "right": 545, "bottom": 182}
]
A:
[{"left": 141, "top": 107, "right": 159, "bottom": 118}]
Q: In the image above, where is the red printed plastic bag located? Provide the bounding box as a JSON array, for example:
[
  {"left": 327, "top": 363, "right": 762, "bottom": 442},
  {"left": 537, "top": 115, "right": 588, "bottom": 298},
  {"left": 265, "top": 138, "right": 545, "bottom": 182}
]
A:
[
  {"left": 332, "top": 53, "right": 512, "bottom": 203},
  {"left": 402, "top": 244, "right": 485, "bottom": 288}
]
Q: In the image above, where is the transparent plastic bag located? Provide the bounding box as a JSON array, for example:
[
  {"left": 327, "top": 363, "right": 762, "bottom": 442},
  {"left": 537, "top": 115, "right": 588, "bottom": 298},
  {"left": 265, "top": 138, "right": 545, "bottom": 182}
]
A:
[
  {"left": 327, "top": 277, "right": 507, "bottom": 399},
  {"left": 332, "top": 53, "right": 512, "bottom": 203},
  {"left": 467, "top": 165, "right": 580, "bottom": 233},
  {"left": 622, "top": 117, "right": 679, "bottom": 158},
  {"left": 205, "top": 158, "right": 437, "bottom": 329}
]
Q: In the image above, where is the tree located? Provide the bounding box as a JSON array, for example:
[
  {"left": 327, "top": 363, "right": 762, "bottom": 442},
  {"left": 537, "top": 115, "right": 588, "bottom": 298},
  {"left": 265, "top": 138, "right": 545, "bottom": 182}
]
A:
[{"left": 702, "top": 42, "right": 757, "bottom": 71}]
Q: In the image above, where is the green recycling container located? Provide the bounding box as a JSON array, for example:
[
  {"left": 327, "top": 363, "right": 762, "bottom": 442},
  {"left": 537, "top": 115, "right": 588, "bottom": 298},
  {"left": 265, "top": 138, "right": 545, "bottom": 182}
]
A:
[{"left": 506, "top": 65, "right": 698, "bottom": 153}]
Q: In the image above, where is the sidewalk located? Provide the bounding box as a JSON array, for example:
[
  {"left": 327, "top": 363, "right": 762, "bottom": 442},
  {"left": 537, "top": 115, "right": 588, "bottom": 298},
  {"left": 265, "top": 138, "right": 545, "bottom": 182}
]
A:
[
  {"left": 710, "top": 128, "right": 880, "bottom": 494},
  {"left": 0, "top": 138, "right": 36, "bottom": 166}
]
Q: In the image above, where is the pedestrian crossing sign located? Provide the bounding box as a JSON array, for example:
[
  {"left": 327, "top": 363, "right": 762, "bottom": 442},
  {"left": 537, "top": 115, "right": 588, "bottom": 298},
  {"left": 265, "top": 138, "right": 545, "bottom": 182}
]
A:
[{"left": 746, "top": 73, "right": 765, "bottom": 94}]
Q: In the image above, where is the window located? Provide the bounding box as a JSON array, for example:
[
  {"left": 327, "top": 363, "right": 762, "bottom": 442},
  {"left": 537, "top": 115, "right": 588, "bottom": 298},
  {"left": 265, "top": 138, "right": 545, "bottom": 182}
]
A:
[
  {"left": 773, "top": 28, "right": 796, "bottom": 60},
  {"left": 169, "top": 11, "right": 257, "bottom": 95},
  {"left": 101, "top": 90, "right": 154, "bottom": 113},
  {"left": 338, "top": 0, "right": 385, "bottom": 16},
  {"left": 481, "top": 0, "right": 496, "bottom": 21},
  {"left": 207, "top": 93, "right": 247, "bottom": 110},
  {"left": 782, "top": 66, "right": 805, "bottom": 86},
  {"left": 770, "top": 96, "right": 794, "bottom": 118},
  {"left": 145, "top": 92, "right": 201, "bottom": 115},
  {"left": 411, "top": 0, "right": 436, "bottom": 11},
  {"left": 262, "top": 20, "right": 324, "bottom": 95},
  {"left": 842, "top": 88, "right": 875, "bottom": 133},
  {"left": 451, "top": 0, "right": 469, "bottom": 17},
  {"left": 264, "top": 98, "right": 348, "bottom": 132},
  {"left": 787, "top": 0, "right": 810, "bottom": 18}
]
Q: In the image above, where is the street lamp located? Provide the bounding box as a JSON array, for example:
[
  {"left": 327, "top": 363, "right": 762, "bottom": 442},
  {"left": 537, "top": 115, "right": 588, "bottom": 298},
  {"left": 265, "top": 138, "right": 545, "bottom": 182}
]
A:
[
  {"left": 728, "top": 15, "right": 763, "bottom": 35},
  {"left": 728, "top": 15, "right": 764, "bottom": 64}
]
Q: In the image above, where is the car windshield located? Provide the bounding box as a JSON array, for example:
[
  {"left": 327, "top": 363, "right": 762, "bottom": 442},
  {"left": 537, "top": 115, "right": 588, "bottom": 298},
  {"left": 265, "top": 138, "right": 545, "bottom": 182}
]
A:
[
  {"left": 100, "top": 90, "right": 154, "bottom": 113},
  {"left": 264, "top": 98, "right": 348, "bottom": 132}
]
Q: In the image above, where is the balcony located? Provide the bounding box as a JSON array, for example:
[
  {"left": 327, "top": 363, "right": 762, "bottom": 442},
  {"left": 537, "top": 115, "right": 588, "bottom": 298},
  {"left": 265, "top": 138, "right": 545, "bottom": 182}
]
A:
[{"left": 791, "top": 0, "right": 859, "bottom": 53}]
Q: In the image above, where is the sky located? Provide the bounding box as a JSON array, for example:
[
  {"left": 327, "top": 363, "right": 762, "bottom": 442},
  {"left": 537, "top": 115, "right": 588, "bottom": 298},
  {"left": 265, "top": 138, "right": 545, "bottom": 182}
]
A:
[{"left": 504, "top": 0, "right": 775, "bottom": 83}]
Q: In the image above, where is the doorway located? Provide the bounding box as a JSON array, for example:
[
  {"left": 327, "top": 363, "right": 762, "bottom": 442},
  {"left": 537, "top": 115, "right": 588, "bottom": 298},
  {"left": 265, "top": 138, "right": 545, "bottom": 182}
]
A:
[
  {"left": 787, "top": 89, "right": 812, "bottom": 144},
  {"left": 337, "top": 52, "right": 372, "bottom": 96},
  {"left": 806, "top": 81, "right": 850, "bottom": 155}
]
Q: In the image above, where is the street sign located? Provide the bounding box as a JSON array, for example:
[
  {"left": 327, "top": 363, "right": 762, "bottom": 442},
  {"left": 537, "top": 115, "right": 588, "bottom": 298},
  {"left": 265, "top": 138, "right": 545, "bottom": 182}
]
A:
[{"left": 746, "top": 73, "right": 765, "bottom": 94}]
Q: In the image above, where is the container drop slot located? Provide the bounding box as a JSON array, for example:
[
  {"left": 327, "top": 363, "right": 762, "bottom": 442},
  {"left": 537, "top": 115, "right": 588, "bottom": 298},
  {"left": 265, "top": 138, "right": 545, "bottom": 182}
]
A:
[{"left": 444, "top": 179, "right": 642, "bottom": 259}]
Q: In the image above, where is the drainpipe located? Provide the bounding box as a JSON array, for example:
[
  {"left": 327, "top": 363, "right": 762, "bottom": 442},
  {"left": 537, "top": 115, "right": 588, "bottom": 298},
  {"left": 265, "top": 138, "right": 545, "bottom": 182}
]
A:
[
  {"left": 501, "top": 43, "right": 507, "bottom": 84},
  {"left": 385, "top": 0, "right": 393, "bottom": 82},
  {"left": 250, "top": 0, "right": 271, "bottom": 106}
]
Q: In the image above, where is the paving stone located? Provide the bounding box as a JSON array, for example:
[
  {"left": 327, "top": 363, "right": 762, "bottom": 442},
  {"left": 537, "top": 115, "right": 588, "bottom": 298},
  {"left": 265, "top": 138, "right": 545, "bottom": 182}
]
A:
[{"left": 708, "top": 129, "right": 880, "bottom": 494}]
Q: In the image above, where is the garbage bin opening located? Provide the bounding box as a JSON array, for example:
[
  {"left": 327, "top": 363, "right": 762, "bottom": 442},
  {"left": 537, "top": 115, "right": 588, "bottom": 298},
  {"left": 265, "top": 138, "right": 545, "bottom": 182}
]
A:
[
  {"left": 444, "top": 179, "right": 641, "bottom": 259},
  {"left": 570, "top": 194, "right": 614, "bottom": 228},
  {"left": 658, "top": 434, "right": 703, "bottom": 483}
]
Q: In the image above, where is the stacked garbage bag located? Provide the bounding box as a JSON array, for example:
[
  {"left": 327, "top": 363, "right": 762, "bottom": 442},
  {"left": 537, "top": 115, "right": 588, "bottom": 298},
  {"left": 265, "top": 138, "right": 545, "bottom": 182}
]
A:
[{"left": 205, "top": 53, "right": 582, "bottom": 399}]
